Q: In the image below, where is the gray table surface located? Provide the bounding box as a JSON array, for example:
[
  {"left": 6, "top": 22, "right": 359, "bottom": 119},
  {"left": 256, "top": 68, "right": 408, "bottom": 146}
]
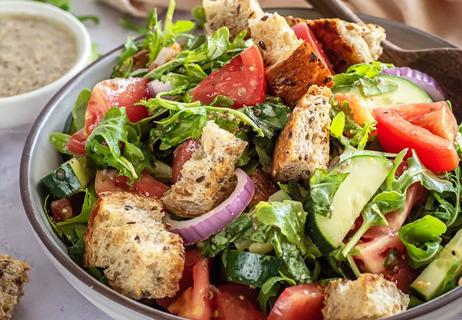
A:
[{"left": 1, "top": 1, "right": 461, "bottom": 320}]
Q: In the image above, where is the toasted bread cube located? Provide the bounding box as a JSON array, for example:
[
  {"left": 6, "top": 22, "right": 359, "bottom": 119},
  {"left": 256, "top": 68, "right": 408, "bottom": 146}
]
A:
[
  {"left": 322, "top": 274, "right": 410, "bottom": 320},
  {"left": 203, "top": 0, "right": 264, "bottom": 38},
  {"left": 272, "top": 85, "right": 332, "bottom": 182},
  {"left": 0, "top": 255, "right": 30, "bottom": 320},
  {"left": 161, "top": 121, "right": 247, "bottom": 217},
  {"left": 84, "top": 192, "right": 184, "bottom": 300}
]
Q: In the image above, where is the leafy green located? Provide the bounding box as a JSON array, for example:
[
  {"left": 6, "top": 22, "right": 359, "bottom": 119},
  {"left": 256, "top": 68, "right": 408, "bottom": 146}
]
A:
[
  {"left": 330, "top": 99, "right": 376, "bottom": 150},
  {"left": 272, "top": 233, "right": 311, "bottom": 283},
  {"left": 343, "top": 150, "right": 454, "bottom": 257},
  {"left": 305, "top": 169, "right": 349, "bottom": 218},
  {"left": 333, "top": 62, "right": 394, "bottom": 97},
  {"left": 399, "top": 215, "right": 447, "bottom": 268},
  {"left": 44, "top": 189, "right": 96, "bottom": 264},
  {"left": 50, "top": 133, "right": 72, "bottom": 155},
  {"left": 85, "top": 107, "right": 147, "bottom": 182},
  {"left": 258, "top": 276, "right": 295, "bottom": 313},
  {"left": 242, "top": 99, "right": 291, "bottom": 138},
  {"left": 192, "top": 6, "right": 206, "bottom": 29},
  {"left": 119, "top": 17, "right": 147, "bottom": 33},
  {"left": 113, "top": 0, "right": 195, "bottom": 78},
  {"left": 139, "top": 96, "right": 264, "bottom": 150},
  {"left": 69, "top": 89, "right": 91, "bottom": 133}
]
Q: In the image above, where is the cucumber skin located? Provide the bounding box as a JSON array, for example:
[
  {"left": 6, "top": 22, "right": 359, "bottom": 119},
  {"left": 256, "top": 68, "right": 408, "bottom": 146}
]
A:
[
  {"left": 306, "top": 213, "right": 336, "bottom": 254},
  {"left": 41, "top": 158, "right": 89, "bottom": 198},
  {"left": 221, "top": 250, "right": 281, "bottom": 288}
]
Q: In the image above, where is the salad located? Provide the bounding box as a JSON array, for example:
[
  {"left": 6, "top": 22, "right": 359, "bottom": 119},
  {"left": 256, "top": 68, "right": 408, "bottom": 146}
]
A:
[{"left": 41, "top": 1, "right": 462, "bottom": 319}]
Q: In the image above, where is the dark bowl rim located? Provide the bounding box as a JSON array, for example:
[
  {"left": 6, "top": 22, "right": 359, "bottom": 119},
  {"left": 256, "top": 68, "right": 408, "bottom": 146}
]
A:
[{"left": 20, "top": 7, "right": 461, "bottom": 320}]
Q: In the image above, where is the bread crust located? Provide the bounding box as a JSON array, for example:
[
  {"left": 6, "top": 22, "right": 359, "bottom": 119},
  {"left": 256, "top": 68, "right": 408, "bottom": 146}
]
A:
[
  {"left": 161, "top": 121, "right": 247, "bottom": 217},
  {"left": 322, "top": 273, "right": 410, "bottom": 320},
  {"left": 272, "top": 85, "right": 332, "bottom": 182},
  {"left": 84, "top": 192, "right": 184, "bottom": 300},
  {"left": 0, "top": 255, "right": 30, "bottom": 320},
  {"left": 265, "top": 42, "right": 333, "bottom": 105}
]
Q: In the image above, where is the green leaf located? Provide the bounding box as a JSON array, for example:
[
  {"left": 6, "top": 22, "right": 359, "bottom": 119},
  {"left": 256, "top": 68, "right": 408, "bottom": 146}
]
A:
[
  {"left": 50, "top": 133, "right": 71, "bottom": 155},
  {"left": 333, "top": 62, "right": 392, "bottom": 88},
  {"left": 112, "top": 38, "right": 139, "bottom": 78},
  {"left": 305, "top": 169, "right": 349, "bottom": 218},
  {"left": 192, "top": 6, "right": 206, "bottom": 28},
  {"left": 77, "top": 15, "right": 99, "bottom": 24},
  {"left": 399, "top": 215, "right": 447, "bottom": 268},
  {"left": 357, "top": 77, "right": 398, "bottom": 97},
  {"left": 258, "top": 276, "right": 295, "bottom": 313},
  {"left": 71, "top": 89, "right": 91, "bottom": 132},
  {"left": 207, "top": 27, "right": 231, "bottom": 60},
  {"left": 330, "top": 111, "right": 345, "bottom": 139},
  {"left": 85, "top": 107, "right": 145, "bottom": 182},
  {"left": 242, "top": 99, "right": 291, "bottom": 138},
  {"left": 272, "top": 233, "right": 311, "bottom": 283}
]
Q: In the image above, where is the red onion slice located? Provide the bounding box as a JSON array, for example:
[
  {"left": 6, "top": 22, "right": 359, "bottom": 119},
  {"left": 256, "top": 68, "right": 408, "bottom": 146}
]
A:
[
  {"left": 382, "top": 66, "right": 445, "bottom": 101},
  {"left": 165, "top": 169, "right": 255, "bottom": 245},
  {"left": 147, "top": 79, "right": 173, "bottom": 97}
]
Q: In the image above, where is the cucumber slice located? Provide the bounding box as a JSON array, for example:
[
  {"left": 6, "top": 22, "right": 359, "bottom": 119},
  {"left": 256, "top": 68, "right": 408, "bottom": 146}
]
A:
[
  {"left": 307, "top": 156, "right": 392, "bottom": 253},
  {"left": 334, "top": 75, "right": 432, "bottom": 110},
  {"left": 221, "top": 250, "right": 281, "bottom": 287},
  {"left": 41, "top": 158, "right": 90, "bottom": 198},
  {"left": 411, "top": 229, "right": 462, "bottom": 301}
]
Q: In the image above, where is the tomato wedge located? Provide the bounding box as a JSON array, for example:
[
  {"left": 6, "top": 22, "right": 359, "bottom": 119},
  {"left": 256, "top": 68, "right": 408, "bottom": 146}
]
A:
[
  {"left": 291, "top": 23, "right": 333, "bottom": 73},
  {"left": 172, "top": 139, "right": 201, "bottom": 183},
  {"left": 268, "top": 284, "right": 324, "bottom": 320},
  {"left": 334, "top": 93, "right": 371, "bottom": 127},
  {"left": 373, "top": 102, "right": 459, "bottom": 172},
  {"left": 191, "top": 45, "right": 266, "bottom": 108},
  {"left": 213, "top": 284, "right": 264, "bottom": 320},
  {"left": 84, "top": 77, "right": 150, "bottom": 135},
  {"left": 168, "top": 258, "right": 213, "bottom": 320},
  {"left": 67, "top": 128, "right": 87, "bottom": 155}
]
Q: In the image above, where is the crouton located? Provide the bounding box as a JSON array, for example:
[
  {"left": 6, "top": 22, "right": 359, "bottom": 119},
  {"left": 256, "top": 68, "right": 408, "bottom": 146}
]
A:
[
  {"left": 322, "top": 273, "right": 410, "bottom": 320},
  {"left": 203, "top": 0, "right": 264, "bottom": 38},
  {"left": 265, "top": 41, "right": 333, "bottom": 105},
  {"left": 307, "top": 18, "right": 386, "bottom": 72},
  {"left": 84, "top": 192, "right": 184, "bottom": 300},
  {"left": 249, "top": 13, "right": 302, "bottom": 66},
  {"left": 272, "top": 85, "right": 332, "bottom": 182},
  {"left": 0, "top": 255, "right": 30, "bottom": 320},
  {"left": 162, "top": 121, "right": 247, "bottom": 217}
]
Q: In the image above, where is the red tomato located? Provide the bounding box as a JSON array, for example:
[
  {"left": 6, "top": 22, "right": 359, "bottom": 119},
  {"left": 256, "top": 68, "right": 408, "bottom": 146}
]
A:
[
  {"left": 168, "top": 258, "right": 213, "bottom": 320},
  {"left": 134, "top": 172, "right": 170, "bottom": 198},
  {"left": 94, "top": 169, "right": 169, "bottom": 198},
  {"left": 249, "top": 169, "right": 278, "bottom": 207},
  {"left": 191, "top": 45, "right": 266, "bottom": 108},
  {"left": 84, "top": 77, "right": 149, "bottom": 135},
  {"left": 268, "top": 284, "right": 324, "bottom": 320},
  {"left": 382, "top": 253, "right": 418, "bottom": 294},
  {"left": 157, "top": 250, "right": 203, "bottom": 308},
  {"left": 172, "top": 139, "right": 201, "bottom": 183},
  {"left": 67, "top": 129, "right": 87, "bottom": 156},
  {"left": 50, "top": 198, "right": 74, "bottom": 222},
  {"left": 334, "top": 93, "right": 370, "bottom": 127},
  {"left": 213, "top": 284, "right": 264, "bottom": 320},
  {"left": 373, "top": 103, "right": 459, "bottom": 172},
  {"left": 291, "top": 23, "right": 333, "bottom": 73}
]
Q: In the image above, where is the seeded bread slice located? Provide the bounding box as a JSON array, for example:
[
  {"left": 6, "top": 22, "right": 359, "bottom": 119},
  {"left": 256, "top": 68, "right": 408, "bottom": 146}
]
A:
[
  {"left": 249, "top": 13, "right": 302, "bottom": 66},
  {"left": 305, "top": 18, "right": 386, "bottom": 72},
  {"left": 0, "top": 255, "right": 30, "bottom": 320},
  {"left": 84, "top": 192, "right": 184, "bottom": 300},
  {"left": 161, "top": 121, "right": 247, "bottom": 217},
  {"left": 322, "top": 274, "right": 409, "bottom": 320},
  {"left": 272, "top": 85, "right": 332, "bottom": 182},
  {"left": 265, "top": 41, "right": 333, "bottom": 105},
  {"left": 203, "top": 0, "right": 264, "bottom": 38}
]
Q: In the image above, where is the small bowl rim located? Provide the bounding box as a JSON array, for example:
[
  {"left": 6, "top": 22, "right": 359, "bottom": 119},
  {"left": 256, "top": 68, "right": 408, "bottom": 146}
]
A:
[
  {"left": 20, "top": 7, "right": 462, "bottom": 320},
  {"left": 0, "top": 0, "right": 92, "bottom": 102}
]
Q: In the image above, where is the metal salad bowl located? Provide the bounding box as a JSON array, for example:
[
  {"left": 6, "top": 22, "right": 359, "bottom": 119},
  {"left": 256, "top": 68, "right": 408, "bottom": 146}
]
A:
[{"left": 20, "top": 8, "right": 462, "bottom": 320}]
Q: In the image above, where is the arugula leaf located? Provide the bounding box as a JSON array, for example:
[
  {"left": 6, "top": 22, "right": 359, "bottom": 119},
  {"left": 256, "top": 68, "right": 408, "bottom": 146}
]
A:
[
  {"left": 333, "top": 62, "right": 392, "bottom": 88},
  {"left": 272, "top": 233, "right": 311, "bottom": 283},
  {"left": 112, "top": 38, "right": 139, "bottom": 78},
  {"left": 50, "top": 133, "right": 72, "bottom": 155},
  {"left": 192, "top": 6, "right": 206, "bottom": 29},
  {"left": 119, "top": 17, "right": 147, "bottom": 33},
  {"left": 305, "top": 169, "right": 349, "bottom": 218},
  {"left": 399, "top": 215, "right": 447, "bottom": 268},
  {"left": 139, "top": 96, "right": 264, "bottom": 150},
  {"left": 330, "top": 111, "right": 345, "bottom": 139},
  {"left": 85, "top": 107, "right": 146, "bottom": 182},
  {"left": 242, "top": 99, "right": 291, "bottom": 138},
  {"left": 33, "top": 0, "right": 99, "bottom": 25},
  {"left": 70, "top": 89, "right": 91, "bottom": 133}
]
